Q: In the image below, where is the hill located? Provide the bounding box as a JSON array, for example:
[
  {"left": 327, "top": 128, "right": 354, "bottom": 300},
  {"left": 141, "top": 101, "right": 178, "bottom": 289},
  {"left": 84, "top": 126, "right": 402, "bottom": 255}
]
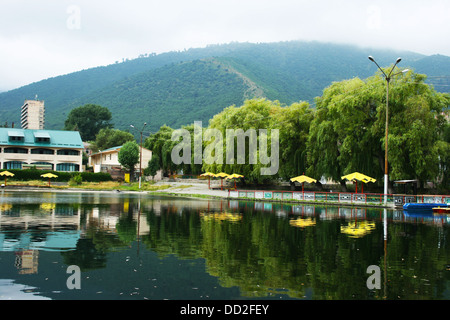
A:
[{"left": 0, "top": 41, "right": 449, "bottom": 134}]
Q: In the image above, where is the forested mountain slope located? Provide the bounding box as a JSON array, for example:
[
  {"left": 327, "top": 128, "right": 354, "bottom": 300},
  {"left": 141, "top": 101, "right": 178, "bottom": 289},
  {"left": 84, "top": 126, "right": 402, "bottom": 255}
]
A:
[{"left": 0, "top": 41, "right": 448, "bottom": 133}]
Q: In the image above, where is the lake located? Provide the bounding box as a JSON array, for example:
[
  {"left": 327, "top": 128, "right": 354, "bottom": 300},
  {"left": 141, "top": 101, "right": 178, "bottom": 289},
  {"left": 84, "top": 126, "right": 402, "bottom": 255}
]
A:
[{"left": 0, "top": 190, "right": 449, "bottom": 300}]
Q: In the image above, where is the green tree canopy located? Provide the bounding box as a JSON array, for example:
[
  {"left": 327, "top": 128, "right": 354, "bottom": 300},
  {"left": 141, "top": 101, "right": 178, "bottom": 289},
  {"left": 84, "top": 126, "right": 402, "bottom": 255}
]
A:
[
  {"left": 90, "top": 128, "right": 135, "bottom": 153},
  {"left": 307, "top": 68, "right": 450, "bottom": 191},
  {"left": 144, "top": 125, "right": 177, "bottom": 176},
  {"left": 144, "top": 153, "right": 160, "bottom": 178},
  {"left": 202, "top": 98, "right": 312, "bottom": 184},
  {"left": 64, "top": 104, "right": 112, "bottom": 141},
  {"left": 118, "top": 141, "right": 140, "bottom": 175}
]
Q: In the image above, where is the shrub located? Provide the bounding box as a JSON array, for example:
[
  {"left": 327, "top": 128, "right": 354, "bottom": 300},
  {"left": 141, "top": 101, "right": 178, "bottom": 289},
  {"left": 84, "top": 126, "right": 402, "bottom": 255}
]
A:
[
  {"left": 1, "top": 169, "right": 112, "bottom": 182},
  {"left": 69, "top": 174, "right": 83, "bottom": 186}
]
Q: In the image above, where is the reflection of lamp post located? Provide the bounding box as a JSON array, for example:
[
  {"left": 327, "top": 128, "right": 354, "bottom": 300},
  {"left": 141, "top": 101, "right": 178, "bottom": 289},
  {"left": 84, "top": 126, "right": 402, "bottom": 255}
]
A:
[
  {"left": 130, "top": 123, "right": 147, "bottom": 189},
  {"left": 368, "top": 56, "right": 409, "bottom": 204}
]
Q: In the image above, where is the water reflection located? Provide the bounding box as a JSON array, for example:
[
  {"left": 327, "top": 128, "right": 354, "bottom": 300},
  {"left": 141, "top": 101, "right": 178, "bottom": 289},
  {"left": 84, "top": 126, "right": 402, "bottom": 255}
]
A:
[{"left": 0, "top": 191, "right": 449, "bottom": 300}]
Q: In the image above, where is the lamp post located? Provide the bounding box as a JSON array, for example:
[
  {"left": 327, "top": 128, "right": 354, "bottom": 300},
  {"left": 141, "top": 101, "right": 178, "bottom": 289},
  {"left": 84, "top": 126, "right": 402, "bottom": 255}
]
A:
[
  {"left": 130, "top": 122, "right": 147, "bottom": 189},
  {"left": 368, "top": 56, "right": 409, "bottom": 204}
]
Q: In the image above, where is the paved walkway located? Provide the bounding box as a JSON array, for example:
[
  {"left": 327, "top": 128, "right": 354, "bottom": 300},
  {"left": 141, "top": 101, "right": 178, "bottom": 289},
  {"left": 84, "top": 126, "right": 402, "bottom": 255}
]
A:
[{"left": 152, "top": 181, "right": 231, "bottom": 198}]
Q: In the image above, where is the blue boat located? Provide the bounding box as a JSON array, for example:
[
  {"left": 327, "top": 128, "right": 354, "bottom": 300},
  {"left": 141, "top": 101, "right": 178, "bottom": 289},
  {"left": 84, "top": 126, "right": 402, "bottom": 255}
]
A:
[{"left": 403, "top": 203, "right": 448, "bottom": 211}]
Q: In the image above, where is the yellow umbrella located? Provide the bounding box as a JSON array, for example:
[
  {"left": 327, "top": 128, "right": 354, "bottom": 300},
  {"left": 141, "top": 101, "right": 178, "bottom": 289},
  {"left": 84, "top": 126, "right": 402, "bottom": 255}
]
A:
[
  {"left": 290, "top": 175, "right": 317, "bottom": 192},
  {"left": 214, "top": 172, "right": 229, "bottom": 190},
  {"left": 200, "top": 172, "right": 216, "bottom": 189},
  {"left": 41, "top": 173, "right": 58, "bottom": 186},
  {"left": 341, "top": 172, "right": 376, "bottom": 193},
  {"left": 225, "top": 173, "right": 244, "bottom": 190},
  {"left": 0, "top": 170, "right": 14, "bottom": 186}
]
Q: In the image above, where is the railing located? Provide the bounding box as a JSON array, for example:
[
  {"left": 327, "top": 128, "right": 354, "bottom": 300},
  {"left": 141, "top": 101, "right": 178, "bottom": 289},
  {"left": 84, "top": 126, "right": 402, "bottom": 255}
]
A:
[{"left": 228, "top": 189, "right": 450, "bottom": 207}]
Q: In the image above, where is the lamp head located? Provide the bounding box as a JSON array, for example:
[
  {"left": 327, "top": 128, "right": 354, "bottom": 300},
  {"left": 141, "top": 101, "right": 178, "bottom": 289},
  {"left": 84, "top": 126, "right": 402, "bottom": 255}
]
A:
[
  {"left": 396, "top": 57, "right": 402, "bottom": 64},
  {"left": 368, "top": 56, "right": 375, "bottom": 62}
]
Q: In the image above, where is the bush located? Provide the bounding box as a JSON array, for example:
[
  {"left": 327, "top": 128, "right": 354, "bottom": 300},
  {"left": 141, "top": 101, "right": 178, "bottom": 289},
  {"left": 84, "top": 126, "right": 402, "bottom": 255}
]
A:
[
  {"left": 69, "top": 174, "right": 83, "bottom": 186},
  {"left": 1, "top": 169, "right": 112, "bottom": 182}
]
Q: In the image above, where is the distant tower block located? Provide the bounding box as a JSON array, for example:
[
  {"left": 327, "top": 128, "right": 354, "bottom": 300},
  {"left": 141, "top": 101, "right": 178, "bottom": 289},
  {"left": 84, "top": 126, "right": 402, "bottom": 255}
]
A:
[{"left": 21, "top": 99, "right": 45, "bottom": 129}]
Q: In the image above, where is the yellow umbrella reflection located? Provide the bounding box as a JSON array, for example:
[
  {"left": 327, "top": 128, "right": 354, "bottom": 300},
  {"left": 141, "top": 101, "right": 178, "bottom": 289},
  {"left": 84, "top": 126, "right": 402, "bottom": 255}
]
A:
[
  {"left": 0, "top": 170, "right": 14, "bottom": 186},
  {"left": 341, "top": 172, "right": 376, "bottom": 193},
  {"left": 290, "top": 175, "right": 317, "bottom": 192},
  {"left": 41, "top": 173, "right": 58, "bottom": 186},
  {"left": 340, "top": 221, "right": 376, "bottom": 238},
  {"left": 200, "top": 172, "right": 216, "bottom": 189},
  {"left": 200, "top": 212, "right": 242, "bottom": 223},
  {"left": 289, "top": 217, "right": 316, "bottom": 228}
]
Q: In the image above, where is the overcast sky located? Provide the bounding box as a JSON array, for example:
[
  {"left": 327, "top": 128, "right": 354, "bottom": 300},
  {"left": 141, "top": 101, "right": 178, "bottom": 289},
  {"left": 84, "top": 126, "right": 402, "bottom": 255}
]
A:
[{"left": 1, "top": 0, "right": 449, "bottom": 91}]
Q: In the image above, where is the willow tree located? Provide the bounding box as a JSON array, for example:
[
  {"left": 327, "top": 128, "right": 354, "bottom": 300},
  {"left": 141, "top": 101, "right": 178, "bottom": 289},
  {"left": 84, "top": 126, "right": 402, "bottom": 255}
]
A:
[
  {"left": 202, "top": 99, "right": 276, "bottom": 183},
  {"left": 144, "top": 125, "right": 177, "bottom": 176},
  {"left": 202, "top": 98, "right": 313, "bottom": 184},
  {"left": 307, "top": 68, "right": 449, "bottom": 191},
  {"left": 274, "top": 101, "right": 314, "bottom": 180}
]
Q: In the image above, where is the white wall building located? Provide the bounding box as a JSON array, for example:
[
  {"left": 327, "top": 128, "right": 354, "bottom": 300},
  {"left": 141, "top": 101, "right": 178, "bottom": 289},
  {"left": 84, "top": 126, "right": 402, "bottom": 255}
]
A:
[
  {"left": 21, "top": 100, "right": 45, "bottom": 130},
  {"left": 0, "top": 128, "right": 83, "bottom": 171}
]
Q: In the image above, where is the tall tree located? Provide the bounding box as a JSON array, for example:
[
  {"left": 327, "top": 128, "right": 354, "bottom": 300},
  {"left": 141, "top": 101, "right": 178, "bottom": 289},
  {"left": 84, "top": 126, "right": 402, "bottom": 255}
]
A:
[
  {"left": 64, "top": 104, "right": 112, "bottom": 141},
  {"left": 307, "top": 69, "right": 450, "bottom": 191},
  {"left": 118, "top": 141, "right": 140, "bottom": 178},
  {"left": 90, "top": 128, "right": 135, "bottom": 152},
  {"left": 144, "top": 125, "right": 178, "bottom": 176},
  {"left": 144, "top": 154, "right": 160, "bottom": 179}
]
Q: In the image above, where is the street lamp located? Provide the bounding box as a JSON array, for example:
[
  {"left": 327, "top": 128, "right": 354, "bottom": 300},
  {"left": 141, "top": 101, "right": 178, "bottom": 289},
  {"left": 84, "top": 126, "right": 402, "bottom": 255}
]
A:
[
  {"left": 368, "top": 56, "right": 409, "bottom": 204},
  {"left": 130, "top": 122, "right": 147, "bottom": 189}
]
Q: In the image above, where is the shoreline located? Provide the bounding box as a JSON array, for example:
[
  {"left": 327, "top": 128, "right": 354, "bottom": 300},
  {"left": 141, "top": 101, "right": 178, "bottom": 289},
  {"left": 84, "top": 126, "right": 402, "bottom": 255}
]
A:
[{"left": 1, "top": 181, "right": 397, "bottom": 209}]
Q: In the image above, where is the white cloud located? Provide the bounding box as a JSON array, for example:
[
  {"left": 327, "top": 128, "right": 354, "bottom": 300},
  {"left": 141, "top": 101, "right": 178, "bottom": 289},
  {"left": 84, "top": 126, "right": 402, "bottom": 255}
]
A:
[{"left": 1, "top": 0, "right": 449, "bottom": 91}]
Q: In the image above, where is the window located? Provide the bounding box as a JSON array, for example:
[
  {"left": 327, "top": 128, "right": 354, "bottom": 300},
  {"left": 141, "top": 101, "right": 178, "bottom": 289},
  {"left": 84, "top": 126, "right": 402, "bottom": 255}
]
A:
[
  {"left": 4, "top": 147, "right": 28, "bottom": 154},
  {"left": 57, "top": 149, "right": 80, "bottom": 156},
  {"left": 33, "top": 132, "right": 51, "bottom": 143},
  {"left": 8, "top": 131, "right": 25, "bottom": 142},
  {"left": 9, "top": 136, "right": 24, "bottom": 142},
  {"left": 56, "top": 163, "right": 80, "bottom": 172},
  {"left": 3, "top": 161, "right": 24, "bottom": 169},
  {"left": 36, "top": 137, "right": 50, "bottom": 143},
  {"left": 31, "top": 148, "right": 54, "bottom": 155}
]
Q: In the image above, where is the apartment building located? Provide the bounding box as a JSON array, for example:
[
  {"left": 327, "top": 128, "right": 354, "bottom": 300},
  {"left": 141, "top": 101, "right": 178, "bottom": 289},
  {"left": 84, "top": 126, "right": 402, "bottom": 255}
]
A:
[
  {"left": 0, "top": 128, "right": 83, "bottom": 171},
  {"left": 21, "top": 99, "right": 45, "bottom": 130}
]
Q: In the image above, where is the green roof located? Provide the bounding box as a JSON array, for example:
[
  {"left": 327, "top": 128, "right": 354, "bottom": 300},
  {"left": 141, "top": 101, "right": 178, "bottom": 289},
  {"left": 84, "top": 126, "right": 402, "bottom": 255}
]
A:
[
  {"left": 91, "top": 145, "right": 122, "bottom": 156},
  {"left": 0, "top": 128, "right": 83, "bottom": 149}
]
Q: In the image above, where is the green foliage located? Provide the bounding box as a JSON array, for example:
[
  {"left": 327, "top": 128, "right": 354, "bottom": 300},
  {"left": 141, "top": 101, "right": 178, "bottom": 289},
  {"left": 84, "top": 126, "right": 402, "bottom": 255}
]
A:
[
  {"left": 90, "top": 127, "right": 135, "bottom": 152},
  {"left": 1, "top": 42, "right": 448, "bottom": 133},
  {"left": 69, "top": 173, "right": 83, "bottom": 186},
  {"left": 144, "top": 153, "right": 160, "bottom": 178},
  {"left": 307, "top": 69, "right": 450, "bottom": 190},
  {"left": 144, "top": 126, "right": 177, "bottom": 176},
  {"left": 77, "top": 59, "right": 249, "bottom": 134},
  {"left": 64, "top": 104, "right": 113, "bottom": 141},
  {"left": 1, "top": 169, "right": 112, "bottom": 182},
  {"left": 118, "top": 141, "right": 140, "bottom": 173},
  {"left": 202, "top": 98, "right": 312, "bottom": 184}
]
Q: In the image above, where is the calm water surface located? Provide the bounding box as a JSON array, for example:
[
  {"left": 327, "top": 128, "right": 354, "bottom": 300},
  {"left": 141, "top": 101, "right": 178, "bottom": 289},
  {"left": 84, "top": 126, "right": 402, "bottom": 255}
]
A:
[{"left": 0, "top": 190, "right": 449, "bottom": 300}]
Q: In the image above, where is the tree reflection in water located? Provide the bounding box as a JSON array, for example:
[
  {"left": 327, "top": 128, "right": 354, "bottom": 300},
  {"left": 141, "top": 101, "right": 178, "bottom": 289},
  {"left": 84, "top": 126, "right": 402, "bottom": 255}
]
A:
[{"left": 0, "top": 191, "right": 449, "bottom": 300}]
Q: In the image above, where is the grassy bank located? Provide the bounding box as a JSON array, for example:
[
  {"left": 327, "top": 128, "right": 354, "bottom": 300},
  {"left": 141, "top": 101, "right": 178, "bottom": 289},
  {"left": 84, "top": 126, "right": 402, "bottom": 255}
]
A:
[{"left": 5, "top": 180, "right": 178, "bottom": 192}]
